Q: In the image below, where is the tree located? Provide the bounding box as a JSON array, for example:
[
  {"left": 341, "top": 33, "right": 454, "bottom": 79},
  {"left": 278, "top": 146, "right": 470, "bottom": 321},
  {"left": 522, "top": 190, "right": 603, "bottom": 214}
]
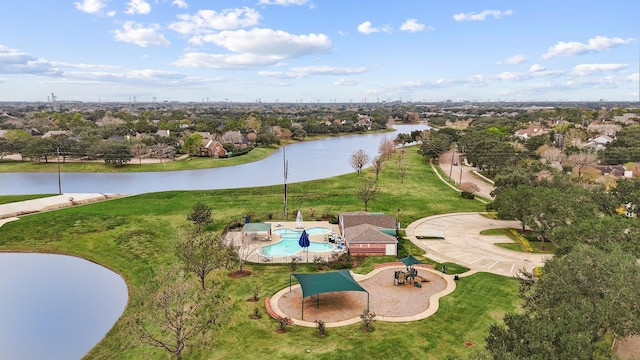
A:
[
  {"left": 102, "top": 140, "right": 133, "bottom": 166},
  {"left": 565, "top": 149, "right": 597, "bottom": 179},
  {"left": 349, "top": 149, "right": 370, "bottom": 176},
  {"left": 232, "top": 232, "right": 258, "bottom": 272},
  {"left": 418, "top": 131, "right": 453, "bottom": 161},
  {"left": 488, "top": 245, "right": 640, "bottom": 359},
  {"left": 134, "top": 266, "right": 229, "bottom": 360},
  {"left": 488, "top": 185, "right": 534, "bottom": 230},
  {"left": 4, "top": 129, "right": 31, "bottom": 160},
  {"left": 182, "top": 133, "right": 204, "bottom": 156},
  {"left": 187, "top": 202, "right": 212, "bottom": 233},
  {"left": 255, "top": 127, "right": 280, "bottom": 146},
  {"left": 458, "top": 182, "right": 479, "bottom": 199},
  {"left": 355, "top": 176, "right": 379, "bottom": 211},
  {"left": 378, "top": 138, "right": 395, "bottom": 160},
  {"left": 371, "top": 155, "right": 385, "bottom": 180},
  {"left": 132, "top": 142, "right": 148, "bottom": 165},
  {"left": 176, "top": 231, "right": 232, "bottom": 290}
]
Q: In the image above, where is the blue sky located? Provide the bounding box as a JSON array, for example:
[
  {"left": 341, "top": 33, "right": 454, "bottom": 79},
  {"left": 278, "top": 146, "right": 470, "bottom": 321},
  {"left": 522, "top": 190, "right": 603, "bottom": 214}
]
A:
[{"left": 0, "top": 0, "right": 638, "bottom": 103}]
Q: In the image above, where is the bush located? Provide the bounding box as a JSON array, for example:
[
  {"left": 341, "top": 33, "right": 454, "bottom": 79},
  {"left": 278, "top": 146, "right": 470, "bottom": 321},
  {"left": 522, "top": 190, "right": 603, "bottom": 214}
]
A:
[
  {"left": 360, "top": 309, "right": 376, "bottom": 332},
  {"left": 315, "top": 319, "right": 326, "bottom": 336},
  {"left": 460, "top": 191, "right": 475, "bottom": 199}
]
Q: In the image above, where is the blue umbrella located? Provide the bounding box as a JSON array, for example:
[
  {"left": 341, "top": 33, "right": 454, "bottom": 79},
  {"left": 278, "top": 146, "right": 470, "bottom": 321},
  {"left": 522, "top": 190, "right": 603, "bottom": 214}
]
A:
[{"left": 298, "top": 230, "right": 310, "bottom": 262}]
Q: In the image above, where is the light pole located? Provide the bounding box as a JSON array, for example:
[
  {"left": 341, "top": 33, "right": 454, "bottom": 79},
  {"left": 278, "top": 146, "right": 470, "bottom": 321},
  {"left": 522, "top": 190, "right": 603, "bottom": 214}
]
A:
[{"left": 449, "top": 143, "right": 456, "bottom": 181}]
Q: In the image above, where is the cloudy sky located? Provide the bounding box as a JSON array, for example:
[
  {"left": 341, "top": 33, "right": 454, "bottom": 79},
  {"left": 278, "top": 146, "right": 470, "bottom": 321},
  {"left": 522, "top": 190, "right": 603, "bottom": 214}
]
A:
[{"left": 0, "top": 0, "right": 638, "bottom": 103}]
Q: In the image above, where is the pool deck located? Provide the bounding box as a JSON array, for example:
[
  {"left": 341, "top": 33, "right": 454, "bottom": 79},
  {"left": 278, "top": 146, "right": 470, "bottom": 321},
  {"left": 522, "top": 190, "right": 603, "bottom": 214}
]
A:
[{"left": 225, "top": 221, "right": 344, "bottom": 264}]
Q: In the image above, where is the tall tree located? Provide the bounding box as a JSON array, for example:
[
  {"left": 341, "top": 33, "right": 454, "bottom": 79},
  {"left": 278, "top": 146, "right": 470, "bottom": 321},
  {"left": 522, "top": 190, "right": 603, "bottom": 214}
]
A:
[
  {"left": 372, "top": 155, "right": 385, "bottom": 180},
  {"left": 134, "top": 266, "right": 229, "bottom": 360},
  {"left": 176, "top": 231, "right": 232, "bottom": 290},
  {"left": 187, "top": 202, "right": 212, "bottom": 233},
  {"left": 355, "top": 176, "right": 379, "bottom": 211},
  {"left": 349, "top": 149, "right": 370, "bottom": 176},
  {"left": 488, "top": 245, "right": 640, "bottom": 359}
]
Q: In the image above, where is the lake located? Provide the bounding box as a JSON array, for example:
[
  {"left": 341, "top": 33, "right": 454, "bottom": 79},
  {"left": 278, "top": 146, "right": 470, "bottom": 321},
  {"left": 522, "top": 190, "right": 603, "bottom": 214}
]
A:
[
  {"left": 0, "top": 124, "right": 429, "bottom": 195},
  {"left": 0, "top": 253, "right": 128, "bottom": 360}
]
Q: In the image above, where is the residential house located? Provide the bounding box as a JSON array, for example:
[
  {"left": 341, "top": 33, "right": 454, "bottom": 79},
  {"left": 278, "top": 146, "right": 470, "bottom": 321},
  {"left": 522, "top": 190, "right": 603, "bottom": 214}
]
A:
[
  {"left": 354, "top": 114, "right": 372, "bottom": 129},
  {"left": 201, "top": 139, "right": 227, "bottom": 158},
  {"left": 338, "top": 212, "right": 397, "bottom": 256},
  {"left": 584, "top": 135, "right": 614, "bottom": 149},
  {"left": 514, "top": 124, "right": 549, "bottom": 140}
]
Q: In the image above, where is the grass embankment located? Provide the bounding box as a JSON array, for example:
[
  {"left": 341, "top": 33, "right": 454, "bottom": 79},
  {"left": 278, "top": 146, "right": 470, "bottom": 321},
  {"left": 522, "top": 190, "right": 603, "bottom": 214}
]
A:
[
  {"left": 482, "top": 228, "right": 557, "bottom": 254},
  {"left": 0, "top": 194, "right": 55, "bottom": 205},
  {"left": 0, "top": 146, "right": 277, "bottom": 173},
  {"left": 0, "top": 149, "right": 518, "bottom": 359}
]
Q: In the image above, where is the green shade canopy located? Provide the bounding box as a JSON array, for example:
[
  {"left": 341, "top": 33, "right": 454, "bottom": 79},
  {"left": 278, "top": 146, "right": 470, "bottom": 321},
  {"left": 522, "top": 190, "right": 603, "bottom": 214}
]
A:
[
  {"left": 292, "top": 269, "right": 368, "bottom": 299},
  {"left": 399, "top": 255, "right": 423, "bottom": 267},
  {"left": 290, "top": 269, "right": 369, "bottom": 319}
]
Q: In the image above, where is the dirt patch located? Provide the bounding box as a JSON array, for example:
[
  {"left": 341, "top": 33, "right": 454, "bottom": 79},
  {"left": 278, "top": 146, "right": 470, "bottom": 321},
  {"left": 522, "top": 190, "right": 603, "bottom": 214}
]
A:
[
  {"left": 277, "top": 268, "right": 447, "bottom": 322},
  {"left": 229, "top": 270, "right": 252, "bottom": 278}
]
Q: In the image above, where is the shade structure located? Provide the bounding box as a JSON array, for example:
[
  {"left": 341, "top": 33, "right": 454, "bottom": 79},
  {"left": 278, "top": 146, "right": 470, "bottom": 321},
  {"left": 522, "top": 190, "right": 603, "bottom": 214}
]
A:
[
  {"left": 290, "top": 269, "right": 369, "bottom": 319},
  {"left": 298, "top": 229, "right": 310, "bottom": 262},
  {"left": 399, "top": 255, "right": 423, "bottom": 267}
]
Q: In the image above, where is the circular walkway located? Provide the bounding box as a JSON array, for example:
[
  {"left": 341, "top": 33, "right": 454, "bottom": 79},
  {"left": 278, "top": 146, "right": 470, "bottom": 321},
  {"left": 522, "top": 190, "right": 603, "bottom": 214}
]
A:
[{"left": 268, "top": 264, "right": 456, "bottom": 328}]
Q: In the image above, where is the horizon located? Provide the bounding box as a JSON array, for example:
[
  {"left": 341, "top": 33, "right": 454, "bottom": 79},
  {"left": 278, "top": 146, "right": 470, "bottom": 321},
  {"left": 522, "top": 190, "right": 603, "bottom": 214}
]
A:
[{"left": 0, "top": 1, "right": 638, "bottom": 103}]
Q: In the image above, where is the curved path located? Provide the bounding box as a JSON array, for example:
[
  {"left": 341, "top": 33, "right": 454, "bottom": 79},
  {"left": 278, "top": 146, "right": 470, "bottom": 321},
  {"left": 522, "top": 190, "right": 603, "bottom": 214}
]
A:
[
  {"left": 268, "top": 264, "right": 456, "bottom": 328},
  {"left": 405, "top": 212, "right": 549, "bottom": 277}
]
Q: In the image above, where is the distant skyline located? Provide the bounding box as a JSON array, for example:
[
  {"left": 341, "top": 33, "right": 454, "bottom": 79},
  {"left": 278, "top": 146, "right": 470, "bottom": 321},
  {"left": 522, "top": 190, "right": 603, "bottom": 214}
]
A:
[{"left": 0, "top": 1, "right": 638, "bottom": 103}]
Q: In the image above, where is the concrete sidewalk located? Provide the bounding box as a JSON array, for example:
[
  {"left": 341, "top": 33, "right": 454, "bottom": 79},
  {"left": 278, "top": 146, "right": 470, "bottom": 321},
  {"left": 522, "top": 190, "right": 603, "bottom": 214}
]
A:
[{"left": 0, "top": 193, "right": 126, "bottom": 227}]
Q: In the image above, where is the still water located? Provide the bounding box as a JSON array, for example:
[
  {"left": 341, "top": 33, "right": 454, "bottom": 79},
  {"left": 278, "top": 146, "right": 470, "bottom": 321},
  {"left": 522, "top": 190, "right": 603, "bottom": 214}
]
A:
[
  {"left": 0, "top": 124, "right": 429, "bottom": 195},
  {"left": 0, "top": 124, "right": 427, "bottom": 358},
  {"left": 0, "top": 253, "right": 128, "bottom": 360}
]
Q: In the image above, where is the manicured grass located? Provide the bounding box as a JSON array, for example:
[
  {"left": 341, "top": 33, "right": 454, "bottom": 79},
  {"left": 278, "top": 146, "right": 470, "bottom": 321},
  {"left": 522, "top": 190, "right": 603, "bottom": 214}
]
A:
[
  {"left": 0, "top": 146, "right": 277, "bottom": 173},
  {"left": 0, "top": 148, "right": 514, "bottom": 359},
  {"left": 482, "top": 228, "right": 557, "bottom": 254},
  {"left": 0, "top": 194, "right": 55, "bottom": 205}
]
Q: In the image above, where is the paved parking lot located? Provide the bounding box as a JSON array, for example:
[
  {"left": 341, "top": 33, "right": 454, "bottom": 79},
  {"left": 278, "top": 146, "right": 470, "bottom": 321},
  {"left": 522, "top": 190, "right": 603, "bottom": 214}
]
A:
[{"left": 405, "top": 212, "right": 549, "bottom": 277}]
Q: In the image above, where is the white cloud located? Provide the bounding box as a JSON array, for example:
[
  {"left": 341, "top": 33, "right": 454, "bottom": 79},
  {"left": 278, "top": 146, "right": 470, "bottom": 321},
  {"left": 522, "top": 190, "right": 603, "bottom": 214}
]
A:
[
  {"left": 453, "top": 10, "right": 512, "bottom": 22},
  {"left": 570, "top": 63, "right": 628, "bottom": 76},
  {"left": 258, "top": 0, "right": 310, "bottom": 5},
  {"left": 259, "top": 65, "right": 366, "bottom": 79},
  {"left": 113, "top": 22, "right": 170, "bottom": 47},
  {"left": 357, "top": 21, "right": 390, "bottom": 35},
  {"left": 0, "top": 46, "right": 56, "bottom": 74},
  {"left": 168, "top": 8, "right": 261, "bottom": 35},
  {"left": 400, "top": 19, "right": 427, "bottom": 32},
  {"left": 529, "top": 64, "right": 546, "bottom": 73},
  {"left": 496, "top": 72, "right": 530, "bottom": 81},
  {"left": 290, "top": 65, "right": 366, "bottom": 76},
  {"left": 172, "top": 0, "right": 187, "bottom": 9},
  {"left": 74, "top": 0, "right": 106, "bottom": 14},
  {"left": 543, "top": 36, "right": 635, "bottom": 59},
  {"left": 125, "top": 0, "right": 151, "bottom": 15},
  {"left": 198, "top": 28, "right": 331, "bottom": 58},
  {"left": 173, "top": 52, "right": 282, "bottom": 69},
  {"left": 334, "top": 77, "right": 362, "bottom": 86},
  {"left": 629, "top": 73, "right": 640, "bottom": 82},
  {"left": 498, "top": 54, "right": 526, "bottom": 65}
]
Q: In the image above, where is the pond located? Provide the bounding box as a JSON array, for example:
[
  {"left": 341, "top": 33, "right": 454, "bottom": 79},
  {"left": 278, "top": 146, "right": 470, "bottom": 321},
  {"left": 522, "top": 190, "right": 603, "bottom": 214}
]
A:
[
  {"left": 0, "top": 124, "right": 429, "bottom": 195},
  {"left": 0, "top": 253, "right": 128, "bottom": 360}
]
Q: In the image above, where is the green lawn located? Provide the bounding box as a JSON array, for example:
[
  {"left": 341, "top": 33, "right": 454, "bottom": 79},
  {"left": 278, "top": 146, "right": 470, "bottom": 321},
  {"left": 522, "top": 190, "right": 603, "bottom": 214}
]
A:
[
  {"left": 0, "top": 194, "right": 56, "bottom": 205},
  {"left": 482, "top": 228, "right": 557, "bottom": 254},
  {"left": 0, "top": 148, "right": 519, "bottom": 359},
  {"left": 0, "top": 146, "right": 277, "bottom": 173}
]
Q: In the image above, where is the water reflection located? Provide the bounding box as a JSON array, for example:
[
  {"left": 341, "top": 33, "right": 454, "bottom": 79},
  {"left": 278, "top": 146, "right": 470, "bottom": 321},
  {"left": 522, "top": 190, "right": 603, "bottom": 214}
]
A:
[
  {"left": 0, "top": 253, "right": 128, "bottom": 360},
  {"left": 0, "top": 124, "right": 429, "bottom": 195}
]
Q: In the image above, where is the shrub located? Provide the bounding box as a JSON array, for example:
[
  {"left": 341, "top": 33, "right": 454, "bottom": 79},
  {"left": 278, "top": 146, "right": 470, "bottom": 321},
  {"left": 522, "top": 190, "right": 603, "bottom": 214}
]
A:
[
  {"left": 460, "top": 191, "right": 475, "bottom": 199},
  {"left": 360, "top": 309, "right": 376, "bottom": 332},
  {"left": 278, "top": 317, "right": 291, "bottom": 332},
  {"left": 315, "top": 319, "right": 326, "bottom": 336}
]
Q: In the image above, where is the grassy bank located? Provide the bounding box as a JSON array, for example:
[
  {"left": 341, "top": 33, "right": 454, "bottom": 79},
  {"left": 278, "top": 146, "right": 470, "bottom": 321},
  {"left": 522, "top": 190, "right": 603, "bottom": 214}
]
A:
[
  {"left": 0, "top": 148, "right": 517, "bottom": 359},
  {"left": 0, "top": 146, "right": 277, "bottom": 173}
]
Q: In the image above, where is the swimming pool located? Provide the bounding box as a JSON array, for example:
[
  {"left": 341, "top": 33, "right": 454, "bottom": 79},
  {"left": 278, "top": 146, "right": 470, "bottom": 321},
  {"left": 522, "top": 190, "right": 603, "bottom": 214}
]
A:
[
  {"left": 261, "top": 227, "right": 334, "bottom": 257},
  {"left": 272, "top": 227, "right": 332, "bottom": 238},
  {"left": 259, "top": 240, "right": 334, "bottom": 257}
]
